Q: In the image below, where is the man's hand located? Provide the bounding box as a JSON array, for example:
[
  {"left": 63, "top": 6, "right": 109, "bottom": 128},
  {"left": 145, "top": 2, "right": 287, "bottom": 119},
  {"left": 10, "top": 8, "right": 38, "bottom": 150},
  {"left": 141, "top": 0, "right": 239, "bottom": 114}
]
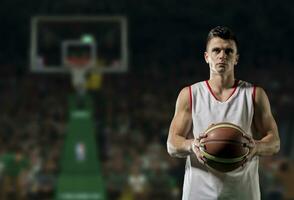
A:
[
  {"left": 242, "top": 134, "right": 257, "bottom": 165},
  {"left": 192, "top": 134, "right": 208, "bottom": 165}
]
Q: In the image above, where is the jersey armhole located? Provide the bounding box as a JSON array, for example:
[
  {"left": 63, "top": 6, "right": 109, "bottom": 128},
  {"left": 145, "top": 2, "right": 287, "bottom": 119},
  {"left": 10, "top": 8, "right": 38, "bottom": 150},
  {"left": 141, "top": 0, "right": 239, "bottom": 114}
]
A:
[{"left": 189, "top": 85, "right": 192, "bottom": 112}]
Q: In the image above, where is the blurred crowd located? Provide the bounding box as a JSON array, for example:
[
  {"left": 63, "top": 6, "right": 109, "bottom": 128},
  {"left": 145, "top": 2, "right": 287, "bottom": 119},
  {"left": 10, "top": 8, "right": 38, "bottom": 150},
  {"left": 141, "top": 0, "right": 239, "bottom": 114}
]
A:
[
  {"left": 0, "top": 74, "right": 68, "bottom": 199},
  {"left": 1, "top": 58, "right": 293, "bottom": 199}
]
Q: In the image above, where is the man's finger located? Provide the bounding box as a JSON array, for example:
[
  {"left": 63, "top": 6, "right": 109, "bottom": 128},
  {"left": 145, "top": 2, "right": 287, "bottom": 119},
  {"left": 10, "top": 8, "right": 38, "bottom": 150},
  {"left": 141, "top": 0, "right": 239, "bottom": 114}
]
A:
[
  {"left": 243, "top": 142, "right": 254, "bottom": 148},
  {"left": 207, "top": 123, "right": 215, "bottom": 129},
  {"left": 201, "top": 155, "right": 207, "bottom": 163},
  {"left": 198, "top": 133, "right": 208, "bottom": 141},
  {"left": 242, "top": 133, "right": 250, "bottom": 139}
]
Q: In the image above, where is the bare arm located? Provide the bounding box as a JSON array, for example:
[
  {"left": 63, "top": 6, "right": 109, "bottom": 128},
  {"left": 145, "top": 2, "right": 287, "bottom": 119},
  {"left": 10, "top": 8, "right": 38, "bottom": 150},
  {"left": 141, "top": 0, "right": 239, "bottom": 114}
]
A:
[
  {"left": 253, "top": 87, "right": 280, "bottom": 156},
  {"left": 167, "top": 87, "right": 194, "bottom": 158}
]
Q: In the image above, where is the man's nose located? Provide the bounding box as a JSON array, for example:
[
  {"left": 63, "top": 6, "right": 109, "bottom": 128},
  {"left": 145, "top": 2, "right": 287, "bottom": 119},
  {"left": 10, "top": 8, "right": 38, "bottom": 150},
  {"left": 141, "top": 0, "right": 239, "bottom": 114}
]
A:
[{"left": 218, "top": 50, "right": 227, "bottom": 59}]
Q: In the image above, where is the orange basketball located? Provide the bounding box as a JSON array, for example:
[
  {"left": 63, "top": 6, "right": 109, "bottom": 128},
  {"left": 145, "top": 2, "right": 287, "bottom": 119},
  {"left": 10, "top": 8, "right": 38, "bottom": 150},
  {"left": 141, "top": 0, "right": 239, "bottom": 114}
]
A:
[{"left": 199, "top": 122, "right": 250, "bottom": 172}]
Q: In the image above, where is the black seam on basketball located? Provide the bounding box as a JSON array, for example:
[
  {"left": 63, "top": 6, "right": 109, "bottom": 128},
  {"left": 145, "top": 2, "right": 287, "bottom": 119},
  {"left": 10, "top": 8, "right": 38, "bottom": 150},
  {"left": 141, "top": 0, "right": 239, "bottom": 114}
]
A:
[{"left": 199, "top": 147, "right": 249, "bottom": 163}]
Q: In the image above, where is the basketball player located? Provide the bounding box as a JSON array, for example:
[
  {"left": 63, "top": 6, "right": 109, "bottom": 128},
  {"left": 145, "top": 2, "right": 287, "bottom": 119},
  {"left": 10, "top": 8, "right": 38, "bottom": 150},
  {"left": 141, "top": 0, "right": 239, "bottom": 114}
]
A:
[{"left": 167, "top": 26, "right": 280, "bottom": 200}]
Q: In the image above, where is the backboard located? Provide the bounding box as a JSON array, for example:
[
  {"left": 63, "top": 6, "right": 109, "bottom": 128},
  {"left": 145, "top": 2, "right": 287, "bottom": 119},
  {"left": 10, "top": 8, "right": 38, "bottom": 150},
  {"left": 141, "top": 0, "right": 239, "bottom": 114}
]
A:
[{"left": 30, "top": 16, "right": 128, "bottom": 73}]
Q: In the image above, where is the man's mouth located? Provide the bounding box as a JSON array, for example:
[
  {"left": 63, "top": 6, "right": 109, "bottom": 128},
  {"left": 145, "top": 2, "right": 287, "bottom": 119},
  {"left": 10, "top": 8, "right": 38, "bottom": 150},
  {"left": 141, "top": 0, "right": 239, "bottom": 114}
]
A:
[{"left": 218, "top": 62, "right": 227, "bottom": 64}]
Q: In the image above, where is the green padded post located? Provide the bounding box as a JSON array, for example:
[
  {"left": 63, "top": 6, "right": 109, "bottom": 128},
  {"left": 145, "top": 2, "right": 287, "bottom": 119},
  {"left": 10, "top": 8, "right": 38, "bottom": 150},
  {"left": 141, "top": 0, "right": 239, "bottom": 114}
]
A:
[{"left": 55, "top": 94, "right": 106, "bottom": 200}]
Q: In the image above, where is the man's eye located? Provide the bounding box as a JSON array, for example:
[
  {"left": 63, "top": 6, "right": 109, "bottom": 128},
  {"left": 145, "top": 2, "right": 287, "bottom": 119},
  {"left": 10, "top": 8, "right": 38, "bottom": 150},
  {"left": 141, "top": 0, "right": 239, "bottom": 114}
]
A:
[
  {"left": 225, "top": 49, "right": 233, "bottom": 54},
  {"left": 213, "top": 49, "right": 220, "bottom": 53}
]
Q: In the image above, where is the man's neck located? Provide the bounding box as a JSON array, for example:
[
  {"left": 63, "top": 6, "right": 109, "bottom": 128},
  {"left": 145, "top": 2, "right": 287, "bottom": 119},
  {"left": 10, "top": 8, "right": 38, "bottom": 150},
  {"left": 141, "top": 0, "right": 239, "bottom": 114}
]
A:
[
  {"left": 207, "top": 74, "right": 238, "bottom": 102},
  {"left": 208, "top": 74, "right": 236, "bottom": 91}
]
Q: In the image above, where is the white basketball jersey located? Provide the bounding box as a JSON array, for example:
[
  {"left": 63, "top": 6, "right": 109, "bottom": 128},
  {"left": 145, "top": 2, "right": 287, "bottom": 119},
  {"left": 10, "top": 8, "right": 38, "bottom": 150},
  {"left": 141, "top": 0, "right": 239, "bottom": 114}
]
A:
[{"left": 182, "top": 80, "right": 260, "bottom": 200}]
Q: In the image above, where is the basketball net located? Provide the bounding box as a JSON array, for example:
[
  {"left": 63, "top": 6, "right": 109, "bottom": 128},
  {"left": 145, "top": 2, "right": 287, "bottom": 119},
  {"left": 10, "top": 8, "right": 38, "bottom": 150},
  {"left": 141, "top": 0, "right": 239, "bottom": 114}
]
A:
[{"left": 65, "top": 57, "right": 93, "bottom": 95}]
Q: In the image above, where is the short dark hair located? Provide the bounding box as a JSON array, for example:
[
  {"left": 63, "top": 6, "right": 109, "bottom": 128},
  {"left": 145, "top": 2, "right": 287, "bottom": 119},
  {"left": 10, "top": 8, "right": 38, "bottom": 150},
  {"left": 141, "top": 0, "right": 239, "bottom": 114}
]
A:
[{"left": 206, "top": 26, "right": 238, "bottom": 51}]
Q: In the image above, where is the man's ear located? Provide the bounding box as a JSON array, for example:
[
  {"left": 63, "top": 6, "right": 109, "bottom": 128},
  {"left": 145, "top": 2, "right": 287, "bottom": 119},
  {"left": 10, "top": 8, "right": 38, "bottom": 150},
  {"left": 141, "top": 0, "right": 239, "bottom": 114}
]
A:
[
  {"left": 204, "top": 52, "right": 209, "bottom": 64},
  {"left": 235, "top": 54, "right": 239, "bottom": 65}
]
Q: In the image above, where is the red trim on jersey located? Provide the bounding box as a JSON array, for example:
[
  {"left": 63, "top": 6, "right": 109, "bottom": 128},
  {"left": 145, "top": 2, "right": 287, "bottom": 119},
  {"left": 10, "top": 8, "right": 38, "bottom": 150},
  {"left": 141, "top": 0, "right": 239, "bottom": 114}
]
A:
[
  {"left": 205, "top": 80, "right": 239, "bottom": 101},
  {"left": 189, "top": 86, "right": 192, "bottom": 112},
  {"left": 252, "top": 85, "right": 257, "bottom": 109},
  {"left": 252, "top": 85, "right": 257, "bottom": 102}
]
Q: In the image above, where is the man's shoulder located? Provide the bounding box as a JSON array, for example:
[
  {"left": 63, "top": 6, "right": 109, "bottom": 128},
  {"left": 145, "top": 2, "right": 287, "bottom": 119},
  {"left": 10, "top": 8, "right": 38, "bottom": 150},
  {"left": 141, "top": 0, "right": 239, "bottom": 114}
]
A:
[
  {"left": 190, "top": 80, "right": 206, "bottom": 88},
  {"left": 238, "top": 80, "right": 255, "bottom": 88}
]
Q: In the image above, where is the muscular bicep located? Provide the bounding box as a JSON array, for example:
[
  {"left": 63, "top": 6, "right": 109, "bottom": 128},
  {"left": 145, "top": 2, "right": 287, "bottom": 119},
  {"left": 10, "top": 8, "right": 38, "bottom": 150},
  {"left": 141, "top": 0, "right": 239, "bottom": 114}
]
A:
[
  {"left": 253, "top": 87, "right": 279, "bottom": 138},
  {"left": 169, "top": 87, "right": 192, "bottom": 139}
]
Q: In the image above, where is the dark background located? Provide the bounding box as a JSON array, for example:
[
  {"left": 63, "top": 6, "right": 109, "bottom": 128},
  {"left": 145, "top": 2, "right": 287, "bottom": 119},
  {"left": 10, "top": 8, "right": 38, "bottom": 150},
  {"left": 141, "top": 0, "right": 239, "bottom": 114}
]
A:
[{"left": 0, "top": 0, "right": 293, "bottom": 199}]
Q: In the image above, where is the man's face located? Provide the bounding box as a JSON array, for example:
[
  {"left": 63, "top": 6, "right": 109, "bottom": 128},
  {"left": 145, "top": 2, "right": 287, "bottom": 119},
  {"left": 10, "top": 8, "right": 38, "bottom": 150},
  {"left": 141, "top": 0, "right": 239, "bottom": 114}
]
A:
[{"left": 204, "top": 37, "right": 239, "bottom": 75}]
